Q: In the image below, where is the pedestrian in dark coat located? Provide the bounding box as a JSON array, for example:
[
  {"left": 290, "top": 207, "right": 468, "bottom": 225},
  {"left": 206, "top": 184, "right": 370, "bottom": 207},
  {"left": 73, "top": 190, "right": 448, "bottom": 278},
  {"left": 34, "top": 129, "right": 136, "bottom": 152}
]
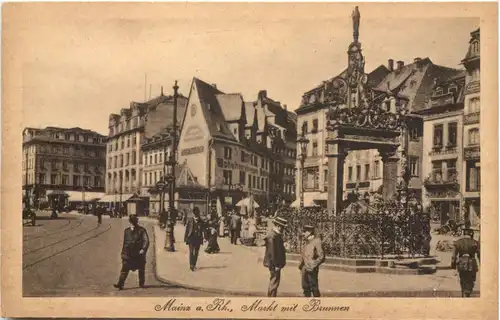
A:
[
  {"left": 263, "top": 216, "right": 287, "bottom": 297},
  {"left": 205, "top": 212, "right": 220, "bottom": 254},
  {"left": 229, "top": 211, "right": 242, "bottom": 245},
  {"left": 114, "top": 215, "right": 149, "bottom": 290},
  {"left": 184, "top": 207, "right": 205, "bottom": 271},
  {"left": 451, "top": 227, "right": 480, "bottom": 297},
  {"left": 298, "top": 225, "right": 325, "bottom": 297},
  {"left": 96, "top": 205, "right": 102, "bottom": 225}
]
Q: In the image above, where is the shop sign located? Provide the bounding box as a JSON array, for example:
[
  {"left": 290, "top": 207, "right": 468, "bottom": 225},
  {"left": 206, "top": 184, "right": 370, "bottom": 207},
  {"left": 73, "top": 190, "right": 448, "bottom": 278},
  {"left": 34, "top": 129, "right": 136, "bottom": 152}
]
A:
[
  {"left": 224, "top": 196, "right": 233, "bottom": 204},
  {"left": 217, "top": 158, "right": 259, "bottom": 175},
  {"left": 181, "top": 146, "right": 204, "bottom": 156}
]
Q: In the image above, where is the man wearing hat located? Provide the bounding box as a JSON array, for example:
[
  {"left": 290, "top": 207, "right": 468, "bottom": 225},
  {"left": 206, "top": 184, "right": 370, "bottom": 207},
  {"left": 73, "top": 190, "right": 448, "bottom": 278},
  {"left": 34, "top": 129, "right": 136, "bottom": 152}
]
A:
[
  {"left": 114, "top": 215, "right": 150, "bottom": 290},
  {"left": 451, "top": 225, "right": 480, "bottom": 297},
  {"left": 184, "top": 207, "right": 206, "bottom": 271},
  {"left": 298, "top": 224, "right": 325, "bottom": 297},
  {"left": 263, "top": 216, "right": 287, "bottom": 297}
]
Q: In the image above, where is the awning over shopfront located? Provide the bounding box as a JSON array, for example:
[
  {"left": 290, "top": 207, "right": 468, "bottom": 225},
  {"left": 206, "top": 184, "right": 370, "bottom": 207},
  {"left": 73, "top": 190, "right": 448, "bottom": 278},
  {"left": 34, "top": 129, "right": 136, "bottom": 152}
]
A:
[
  {"left": 98, "top": 193, "right": 136, "bottom": 203},
  {"left": 66, "top": 191, "right": 106, "bottom": 202}
]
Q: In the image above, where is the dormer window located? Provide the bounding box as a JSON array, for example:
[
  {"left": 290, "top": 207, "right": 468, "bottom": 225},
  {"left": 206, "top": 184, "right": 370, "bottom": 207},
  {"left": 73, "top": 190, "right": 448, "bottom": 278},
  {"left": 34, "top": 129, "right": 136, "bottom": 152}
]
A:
[
  {"left": 434, "top": 87, "right": 443, "bottom": 96},
  {"left": 448, "top": 85, "right": 458, "bottom": 96},
  {"left": 472, "top": 40, "right": 479, "bottom": 53},
  {"left": 217, "top": 123, "right": 222, "bottom": 132}
]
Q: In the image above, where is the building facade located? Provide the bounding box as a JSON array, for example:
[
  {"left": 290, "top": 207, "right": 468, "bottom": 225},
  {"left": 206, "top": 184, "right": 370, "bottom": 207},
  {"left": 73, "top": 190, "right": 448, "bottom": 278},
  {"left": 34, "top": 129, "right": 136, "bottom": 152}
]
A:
[
  {"left": 177, "top": 78, "right": 297, "bottom": 213},
  {"left": 102, "top": 91, "right": 187, "bottom": 214},
  {"left": 22, "top": 126, "right": 106, "bottom": 206},
  {"left": 419, "top": 72, "right": 466, "bottom": 225},
  {"left": 461, "top": 28, "right": 481, "bottom": 228}
]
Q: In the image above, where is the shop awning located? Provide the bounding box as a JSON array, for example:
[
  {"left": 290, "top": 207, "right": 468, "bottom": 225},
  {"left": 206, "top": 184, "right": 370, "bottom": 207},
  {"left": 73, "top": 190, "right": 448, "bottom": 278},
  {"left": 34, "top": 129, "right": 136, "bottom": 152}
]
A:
[
  {"left": 67, "top": 191, "right": 106, "bottom": 202},
  {"left": 97, "top": 195, "right": 117, "bottom": 203}
]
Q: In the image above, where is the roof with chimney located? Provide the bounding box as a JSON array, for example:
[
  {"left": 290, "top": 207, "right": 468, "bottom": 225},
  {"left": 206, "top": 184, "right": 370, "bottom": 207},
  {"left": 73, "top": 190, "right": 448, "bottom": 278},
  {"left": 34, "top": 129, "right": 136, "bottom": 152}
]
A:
[{"left": 373, "top": 58, "right": 464, "bottom": 112}]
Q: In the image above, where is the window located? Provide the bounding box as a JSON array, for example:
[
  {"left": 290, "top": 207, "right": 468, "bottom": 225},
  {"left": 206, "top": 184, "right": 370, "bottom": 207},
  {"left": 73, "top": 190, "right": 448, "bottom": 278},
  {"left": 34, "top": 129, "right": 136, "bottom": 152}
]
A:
[
  {"left": 84, "top": 176, "right": 91, "bottom": 186},
  {"left": 94, "top": 176, "right": 100, "bottom": 187},
  {"left": 114, "top": 156, "right": 117, "bottom": 168},
  {"left": 409, "top": 157, "right": 419, "bottom": 176},
  {"left": 364, "top": 164, "right": 370, "bottom": 181},
  {"left": 466, "top": 161, "right": 480, "bottom": 192},
  {"left": 39, "top": 173, "right": 46, "bottom": 184},
  {"left": 132, "top": 133, "right": 136, "bottom": 146},
  {"left": 248, "top": 174, "right": 252, "bottom": 188},
  {"left": 257, "top": 177, "right": 260, "bottom": 189},
  {"left": 62, "top": 175, "right": 69, "bottom": 185},
  {"left": 432, "top": 161, "right": 443, "bottom": 181},
  {"left": 62, "top": 161, "right": 68, "bottom": 170},
  {"left": 301, "top": 121, "right": 308, "bottom": 134},
  {"left": 348, "top": 166, "right": 353, "bottom": 181},
  {"left": 131, "top": 151, "right": 136, "bottom": 165},
  {"left": 51, "top": 160, "right": 57, "bottom": 170},
  {"left": 447, "top": 160, "right": 457, "bottom": 181},
  {"left": 149, "top": 155, "right": 153, "bottom": 164},
  {"left": 154, "top": 154, "right": 157, "bottom": 164},
  {"left": 127, "top": 136, "right": 130, "bottom": 148},
  {"left": 241, "top": 151, "right": 246, "bottom": 162},
  {"left": 447, "top": 122, "right": 457, "bottom": 147},
  {"left": 84, "top": 163, "right": 89, "bottom": 172},
  {"left": 261, "top": 177, "right": 265, "bottom": 191},
  {"left": 356, "top": 165, "right": 361, "bottom": 181},
  {"left": 252, "top": 176, "right": 257, "bottom": 189},
  {"left": 73, "top": 175, "right": 80, "bottom": 186},
  {"left": 149, "top": 172, "right": 152, "bottom": 185},
  {"left": 312, "top": 141, "right": 318, "bottom": 156},
  {"left": 121, "top": 137, "right": 125, "bottom": 149},
  {"left": 468, "top": 128, "right": 480, "bottom": 145},
  {"left": 374, "top": 160, "right": 380, "bottom": 178},
  {"left": 63, "top": 146, "right": 69, "bottom": 154},
  {"left": 239, "top": 171, "right": 246, "bottom": 184},
  {"left": 472, "top": 40, "right": 479, "bottom": 53},
  {"left": 469, "top": 97, "right": 480, "bottom": 113},
  {"left": 433, "top": 124, "right": 443, "bottom": 148},
  {"left": 65, "top": 133, "right": 70, "bottom": 140},
  {"left": 312, "top": 119, "right": 319, "bottom": 133},
  {"left": 224, "top": 147, "right": 232, "bottom": 160},
  {"left": 223, "top": 170, "right": 232, "bottom": 185},
  {"left": 409, "top": 127, "right": 419, "bottom": 141},
  {"left": 119, "top": 155, "right": 124, "bottom": 167},
  {"left": 51, "top": 174, "right": 57, "bottom": 185}
]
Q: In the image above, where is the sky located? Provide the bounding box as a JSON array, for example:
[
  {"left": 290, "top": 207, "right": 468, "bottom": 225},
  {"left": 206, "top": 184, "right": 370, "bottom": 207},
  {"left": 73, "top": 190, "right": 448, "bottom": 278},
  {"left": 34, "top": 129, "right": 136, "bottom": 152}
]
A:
[{"left": 10, "top": 3, "right": 479, "bottom": 135}]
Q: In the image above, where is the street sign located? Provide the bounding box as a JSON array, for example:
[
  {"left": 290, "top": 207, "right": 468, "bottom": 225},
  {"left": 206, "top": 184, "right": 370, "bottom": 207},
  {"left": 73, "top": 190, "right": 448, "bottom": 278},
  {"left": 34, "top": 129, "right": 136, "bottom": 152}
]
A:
[{"left": 156, "top": 180, "right": 166, "bottom": 190}]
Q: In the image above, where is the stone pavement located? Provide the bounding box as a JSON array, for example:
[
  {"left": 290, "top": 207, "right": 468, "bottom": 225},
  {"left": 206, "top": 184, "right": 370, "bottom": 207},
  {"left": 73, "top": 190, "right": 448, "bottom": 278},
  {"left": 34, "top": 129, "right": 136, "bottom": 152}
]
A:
[{"left": 154, "top": 224, "right": 480, "bottom": 297}]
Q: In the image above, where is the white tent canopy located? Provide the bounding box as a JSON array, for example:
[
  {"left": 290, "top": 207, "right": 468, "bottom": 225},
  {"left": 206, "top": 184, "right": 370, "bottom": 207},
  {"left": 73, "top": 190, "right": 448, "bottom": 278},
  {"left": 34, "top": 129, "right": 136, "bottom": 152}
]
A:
[
  {"left": 236, "top": 197, "right": 260, "bottom": 208},
  {"left": 290, "top": 198, "right": 321, "bottom": 208}
]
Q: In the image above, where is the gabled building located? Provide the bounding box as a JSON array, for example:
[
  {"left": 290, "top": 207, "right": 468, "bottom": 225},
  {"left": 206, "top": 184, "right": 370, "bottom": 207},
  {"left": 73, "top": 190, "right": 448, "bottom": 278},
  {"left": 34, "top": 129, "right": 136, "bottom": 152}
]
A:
[{"left": 177, "top": 78, "right": 297, "bottom": 213}]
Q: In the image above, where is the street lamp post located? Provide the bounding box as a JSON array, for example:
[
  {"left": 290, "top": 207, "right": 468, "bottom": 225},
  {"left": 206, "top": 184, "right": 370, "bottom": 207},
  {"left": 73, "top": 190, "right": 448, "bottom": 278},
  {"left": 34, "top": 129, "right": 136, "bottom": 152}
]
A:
[
  {"left": 297, "top": 132, "right": 310, "bottom": 209},
  {"left": 164, "top": 80, "right": 179, "bottom": 252}
]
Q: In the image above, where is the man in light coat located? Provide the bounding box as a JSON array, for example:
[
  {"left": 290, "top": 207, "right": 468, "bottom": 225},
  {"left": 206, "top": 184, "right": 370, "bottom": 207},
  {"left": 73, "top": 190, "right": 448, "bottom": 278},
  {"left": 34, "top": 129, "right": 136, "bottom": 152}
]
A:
[{"left": 298, "top": 224, "right": 325, "bottom": 297}]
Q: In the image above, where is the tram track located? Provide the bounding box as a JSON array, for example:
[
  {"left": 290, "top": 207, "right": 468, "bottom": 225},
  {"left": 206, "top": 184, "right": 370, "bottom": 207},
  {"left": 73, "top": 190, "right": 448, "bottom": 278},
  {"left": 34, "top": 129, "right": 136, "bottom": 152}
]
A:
[
  {"left": 23, "top": 217, "right": 84, "bottom": 242},
  {"left": 23, "top": 219, "right": 102, "bottom": 255},
  {"left": 23, "top": 222, "right": 113, "bottom": 270}
]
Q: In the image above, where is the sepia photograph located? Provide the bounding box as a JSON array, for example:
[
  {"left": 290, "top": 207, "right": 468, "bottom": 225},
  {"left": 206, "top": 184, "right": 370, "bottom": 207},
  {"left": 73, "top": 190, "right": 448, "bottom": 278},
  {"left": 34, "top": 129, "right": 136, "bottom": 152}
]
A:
[{"left": 2, "top": 2, "right": 497, "bottom": 319}]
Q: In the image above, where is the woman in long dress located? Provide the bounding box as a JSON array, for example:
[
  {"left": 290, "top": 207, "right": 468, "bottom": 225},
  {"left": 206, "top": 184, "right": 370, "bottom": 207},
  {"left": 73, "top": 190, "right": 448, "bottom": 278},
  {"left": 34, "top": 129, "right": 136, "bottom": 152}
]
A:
[{"left": 205, "top": 212, "right": 220, "bottom": 254}]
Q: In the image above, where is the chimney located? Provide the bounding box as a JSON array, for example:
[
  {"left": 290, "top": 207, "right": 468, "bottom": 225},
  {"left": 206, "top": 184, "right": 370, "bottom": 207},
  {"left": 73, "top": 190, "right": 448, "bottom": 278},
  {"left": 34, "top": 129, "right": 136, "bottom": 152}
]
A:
[
  {"left": 258, "top": 90, "right": 267, "bottom": 100},
  {"left": 283, "top": 104, "right": 287, "bottom": 111},
  {"left": 397, "top": 60, "right": 404, "bottom": 70},
  {"left": 212, "top": 83, "right": 217, "bottom": 89},
  {"left": 414, "top": 57, "right": 422, "bottom": 64},
  {"left": 388, "top": 59, "right": 394, "bottom": 72}
]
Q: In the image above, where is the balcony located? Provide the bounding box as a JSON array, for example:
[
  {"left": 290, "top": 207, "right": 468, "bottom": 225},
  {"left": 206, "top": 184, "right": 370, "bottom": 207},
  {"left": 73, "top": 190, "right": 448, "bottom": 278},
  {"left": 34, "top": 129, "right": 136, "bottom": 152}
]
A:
[
  {"left": 464, "top": 145, "right": 480, "bottom": 160},
  {"left": 464, "top": 112, "right": 480, "bottom": 125},
  {"left": 424, "top": 172, "right": 459, "bottom": 190},
  {"left": 465, "top": 80, "right": 480, "bottom": 95},
  {"left": 429, "top": 144, "right": 458, "bottom": 157}
]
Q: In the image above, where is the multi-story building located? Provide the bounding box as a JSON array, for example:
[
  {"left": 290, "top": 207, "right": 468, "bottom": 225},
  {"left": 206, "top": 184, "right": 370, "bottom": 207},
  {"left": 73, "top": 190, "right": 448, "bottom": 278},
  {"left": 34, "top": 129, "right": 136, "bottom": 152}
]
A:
[
  {"left": 176, "top": 78, "right": 297, "bottom": 214},
  {"left": 418, "top": 71, "right": 466, "bottom": 225},
  {"left": 102, "top": 91, "right": 187, "bottom": 215},
  {"left": 295, "top": 51, "right": 460, "bottom": 206},
  {"left": 461, "top": 28, "right": 481, "bottom": 228},
  {"left": 22, "top": 126, "right": 106, "bottom": 207}
]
